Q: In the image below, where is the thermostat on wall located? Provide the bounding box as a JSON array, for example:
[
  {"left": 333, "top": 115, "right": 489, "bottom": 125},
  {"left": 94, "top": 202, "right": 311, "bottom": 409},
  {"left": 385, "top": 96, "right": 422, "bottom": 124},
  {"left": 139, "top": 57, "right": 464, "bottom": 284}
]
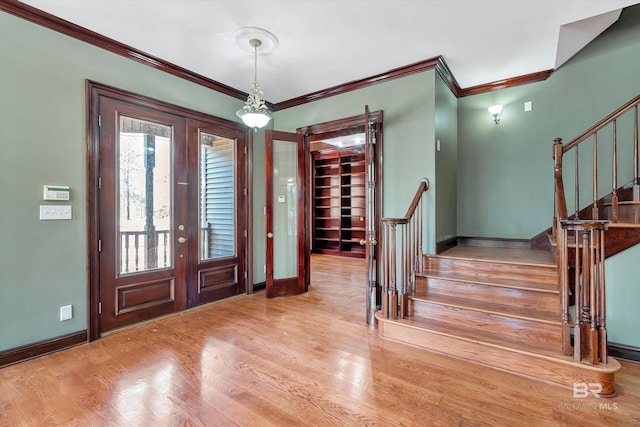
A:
[{"left": 43, "top": 185, "right": 70, "bottom": 201}]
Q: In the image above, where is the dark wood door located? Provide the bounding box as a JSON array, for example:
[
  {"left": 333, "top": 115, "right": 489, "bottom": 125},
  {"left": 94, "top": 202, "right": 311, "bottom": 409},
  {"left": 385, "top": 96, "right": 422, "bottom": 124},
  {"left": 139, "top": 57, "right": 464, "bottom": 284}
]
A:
[
  {"left": 364, "top": 105, "right": 379, "bottom": 324},
  {"left": 265, "top": 130, "right": 308, "bottom": 297},
  {"left": 98, "top": 98, "right": 188, "bottom": 331},
  {"left": 186, "top": 119, "right": 247, "bottom": 306}
]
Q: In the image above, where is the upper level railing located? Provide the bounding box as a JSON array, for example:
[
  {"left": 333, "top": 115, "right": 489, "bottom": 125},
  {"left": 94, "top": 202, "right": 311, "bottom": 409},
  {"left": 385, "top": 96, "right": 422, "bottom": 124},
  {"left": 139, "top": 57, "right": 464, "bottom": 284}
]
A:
[
  {"left": 553, "top": 94, "right": 639, "bottom": 365},
  {"left": 380, "top": 178, "right": 429, "bottom": 319}
]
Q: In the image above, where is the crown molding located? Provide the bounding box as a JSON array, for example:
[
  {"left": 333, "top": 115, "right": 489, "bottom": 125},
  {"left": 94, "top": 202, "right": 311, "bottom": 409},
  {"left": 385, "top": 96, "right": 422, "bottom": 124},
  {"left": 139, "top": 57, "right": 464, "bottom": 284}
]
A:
[
  {"left": 0, "top": 0, "right": 248, "bottom": 102},
  {"left": 2, "top": 1, "right": 553, "bottom": 109},
  {"left": 273, "top": 56, "right": 461, "bottom": 111},
  {"left": 459, "top": 69, "right": 554, "bottom": 97}
]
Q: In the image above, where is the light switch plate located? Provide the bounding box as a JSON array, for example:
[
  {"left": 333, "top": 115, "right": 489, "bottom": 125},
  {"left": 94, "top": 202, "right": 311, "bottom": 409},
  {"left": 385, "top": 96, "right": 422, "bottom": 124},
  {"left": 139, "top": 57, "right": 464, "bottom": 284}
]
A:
[
  {"left": 40, "top": 205, "right": 72, "bottom": 220},
  {"left": 60, "top": 305, "right": 72, "bottom": 321}
]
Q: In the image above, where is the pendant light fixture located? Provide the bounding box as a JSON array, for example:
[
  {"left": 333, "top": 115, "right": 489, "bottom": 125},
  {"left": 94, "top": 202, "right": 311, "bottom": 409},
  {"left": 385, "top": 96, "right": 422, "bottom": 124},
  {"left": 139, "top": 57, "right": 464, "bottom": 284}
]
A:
[{"left": 234, "top": 28, "right": 278, "bottom": 131}]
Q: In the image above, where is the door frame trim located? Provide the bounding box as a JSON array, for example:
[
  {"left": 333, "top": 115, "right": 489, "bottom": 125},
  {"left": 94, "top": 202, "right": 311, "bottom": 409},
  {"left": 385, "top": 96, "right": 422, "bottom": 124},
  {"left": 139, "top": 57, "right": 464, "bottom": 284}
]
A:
[
  {"left": 298, "top": 110, "right": 383, "bottom": 302},
  {"left": 86, "top": 80, "right": 252, "bottom": 341}
]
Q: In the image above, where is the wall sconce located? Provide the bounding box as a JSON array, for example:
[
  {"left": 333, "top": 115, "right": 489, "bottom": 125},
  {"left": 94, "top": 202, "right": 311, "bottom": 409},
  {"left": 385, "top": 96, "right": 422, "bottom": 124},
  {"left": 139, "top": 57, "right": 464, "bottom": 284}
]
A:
[{"left": 488, "top": 104, "right": 503, "bottom": 124}]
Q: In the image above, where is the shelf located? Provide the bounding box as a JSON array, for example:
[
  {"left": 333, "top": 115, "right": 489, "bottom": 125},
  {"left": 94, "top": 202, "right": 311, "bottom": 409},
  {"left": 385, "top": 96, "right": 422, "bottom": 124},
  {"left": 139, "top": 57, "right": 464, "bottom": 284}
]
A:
[{"left": 312, "top": 150, "right": 366, "bottom": 259}]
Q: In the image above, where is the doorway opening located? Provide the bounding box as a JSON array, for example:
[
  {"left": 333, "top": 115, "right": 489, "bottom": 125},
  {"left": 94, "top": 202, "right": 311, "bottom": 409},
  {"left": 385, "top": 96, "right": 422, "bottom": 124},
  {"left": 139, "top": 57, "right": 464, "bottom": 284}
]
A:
[{"left": 300, "top": 110, "right": 383, "bottom": 323}]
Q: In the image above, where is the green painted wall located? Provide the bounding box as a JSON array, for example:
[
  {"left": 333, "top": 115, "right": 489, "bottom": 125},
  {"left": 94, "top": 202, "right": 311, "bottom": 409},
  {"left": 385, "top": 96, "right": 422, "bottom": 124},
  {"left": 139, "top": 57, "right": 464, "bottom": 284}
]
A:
[
  {"left": 2, "top": 4, "right": 638, "bottom": 354},
  {"left": 457, "top": 5, "right": 640, "bottom": 239},
  {"left": 606, "top": 247, "right": 640, "bottom": 347},
  {"left": 0, "top": 12, "right": 246, "bottom": 351},
  {"left": 274, "top": 70, "right": 438, "bottom": 253},
  {"left": 435, "top": 74, "right": 458, "bottom": 243},
  {"left": 456, "top": 5, "right": 640, "bottom": 347}
]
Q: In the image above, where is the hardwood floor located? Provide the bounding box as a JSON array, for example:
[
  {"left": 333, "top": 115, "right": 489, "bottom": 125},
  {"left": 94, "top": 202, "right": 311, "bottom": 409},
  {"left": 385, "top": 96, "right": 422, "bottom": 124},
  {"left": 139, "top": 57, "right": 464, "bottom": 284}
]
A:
[{"left": 1, "top": 254, "right": 639, "bottom": 426}]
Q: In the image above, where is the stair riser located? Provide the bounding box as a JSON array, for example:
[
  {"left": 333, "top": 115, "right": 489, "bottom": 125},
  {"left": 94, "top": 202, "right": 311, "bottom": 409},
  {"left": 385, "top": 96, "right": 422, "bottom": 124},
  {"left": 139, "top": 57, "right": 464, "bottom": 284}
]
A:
[
  {"left": 376, "top": 315, "right": 618, "bottom": 396},
  {"left": 410, "top": 300, "right": 562, "bottom": 347},
  {"left": 600, "top": 204, "right": 640, "bottom": 223},
  {"left": 425, "top": 258, "right": 557, "bottom": 282},
  {"left": 419, "top": 277, "right": 561, "bottom": 315}
]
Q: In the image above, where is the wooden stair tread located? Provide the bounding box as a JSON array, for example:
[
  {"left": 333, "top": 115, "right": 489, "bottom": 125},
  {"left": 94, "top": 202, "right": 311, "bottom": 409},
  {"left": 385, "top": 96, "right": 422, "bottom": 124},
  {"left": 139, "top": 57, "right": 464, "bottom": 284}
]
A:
[
  {"left": 396, "top": 314, "right": 561, "bottom": 357},
  {"left": 416, "top": 271, "right": 558, "bottom": 293},
  {"left": 376, "top": 311, "right": 621, "bottom": 395},
  {"left": 606, "top": 222, "right": 640, "bottom": 228},
  {"left": 410, "top": 293, "right": 561, "bottom": 324},
  {"left": 435, "top": 246, "right": 556, "bottom": 267},
  {"left": 602, "top": 200, "right": 640, "bottom": 206}
]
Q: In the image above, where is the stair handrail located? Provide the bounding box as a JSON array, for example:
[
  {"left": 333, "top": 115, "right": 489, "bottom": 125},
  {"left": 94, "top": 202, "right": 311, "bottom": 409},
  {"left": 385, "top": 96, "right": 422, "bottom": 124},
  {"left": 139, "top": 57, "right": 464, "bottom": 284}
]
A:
[
  {"left": 380, "top": 178, "right": 429, "bottom": 319},
  {"left": 553, "top": 94, "right": 639, "bottom": 366}
]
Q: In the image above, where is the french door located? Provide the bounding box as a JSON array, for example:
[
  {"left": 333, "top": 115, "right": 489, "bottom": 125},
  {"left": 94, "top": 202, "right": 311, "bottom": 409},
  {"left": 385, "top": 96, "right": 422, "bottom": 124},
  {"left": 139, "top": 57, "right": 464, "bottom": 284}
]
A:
[
  {"left": 89, "top": 84, "right": 247, "bottom": 335},
  {"left": 264, "top": 130, "right": 308, "bottom": 297}
]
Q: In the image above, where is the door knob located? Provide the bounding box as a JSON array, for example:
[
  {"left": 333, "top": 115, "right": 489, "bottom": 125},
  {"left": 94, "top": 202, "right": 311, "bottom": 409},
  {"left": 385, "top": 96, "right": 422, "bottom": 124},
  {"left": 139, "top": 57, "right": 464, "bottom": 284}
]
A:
[
  {"left": 359, "top": 239, "right": 366, "bottom": 245},
  {"left": 178, "top": 237, "right": 187, "bottom": 244},
  {"left": 267, "top": 232, "right": 274, "bottom": 239}
]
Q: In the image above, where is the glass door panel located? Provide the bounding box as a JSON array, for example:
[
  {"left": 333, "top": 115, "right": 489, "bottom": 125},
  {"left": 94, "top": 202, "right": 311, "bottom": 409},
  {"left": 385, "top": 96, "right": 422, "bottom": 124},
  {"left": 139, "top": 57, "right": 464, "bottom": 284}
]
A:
[
  {"left": 272, "top": 139, "right": 299, "bottom": 279},
  {"left": 118, "top": 116, "right": 172, "bottom": 274},
  {"left": 199, "top": 133, "right": 236, "bottom": 261},
  {"left": 265, "top": 130, "right": 307, "bottom": 297}
]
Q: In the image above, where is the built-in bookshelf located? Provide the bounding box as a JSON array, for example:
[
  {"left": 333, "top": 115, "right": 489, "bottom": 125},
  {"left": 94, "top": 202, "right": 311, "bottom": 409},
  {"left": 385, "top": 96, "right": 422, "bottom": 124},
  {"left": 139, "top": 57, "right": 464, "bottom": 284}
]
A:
[{"left": 312, "top": 149, "right": 366, "bottom": 258}]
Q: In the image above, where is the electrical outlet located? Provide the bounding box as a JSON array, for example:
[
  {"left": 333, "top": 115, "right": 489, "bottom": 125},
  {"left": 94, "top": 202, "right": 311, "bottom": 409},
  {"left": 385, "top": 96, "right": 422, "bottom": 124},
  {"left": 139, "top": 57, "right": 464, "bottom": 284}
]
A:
[{"left": 60, "top": 305, "right": 72, "bottom": 321}]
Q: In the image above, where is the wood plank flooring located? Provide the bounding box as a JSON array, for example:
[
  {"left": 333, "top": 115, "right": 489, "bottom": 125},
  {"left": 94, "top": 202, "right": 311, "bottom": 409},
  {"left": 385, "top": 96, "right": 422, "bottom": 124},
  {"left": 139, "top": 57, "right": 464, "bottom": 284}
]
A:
[{"left": 1, "top": 254, "right": 639, "bottom": 426}]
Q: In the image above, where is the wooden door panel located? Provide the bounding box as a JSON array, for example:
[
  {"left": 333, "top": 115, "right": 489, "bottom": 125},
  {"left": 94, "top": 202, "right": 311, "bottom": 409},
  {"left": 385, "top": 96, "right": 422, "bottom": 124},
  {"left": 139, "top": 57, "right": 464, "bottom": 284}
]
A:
[
  {"left": 116, "top": 278, "right": 175, "bottom": 315},
  {"left": 185, "top": 120, "right": 246, "bottom": 306},
  {"left": 98, "top": 97, "right": 186, "bottom": 332}
]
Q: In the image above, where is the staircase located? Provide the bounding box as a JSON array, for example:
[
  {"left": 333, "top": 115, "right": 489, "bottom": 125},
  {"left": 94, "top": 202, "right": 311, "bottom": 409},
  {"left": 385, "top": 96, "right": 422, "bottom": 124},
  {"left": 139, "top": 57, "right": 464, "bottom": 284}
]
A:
[
  {"left": 375, "top": 95, "right": 640, "bottom": 396},
  {"left": 375, "top": 244, "right": 620, "bottom": 395}
]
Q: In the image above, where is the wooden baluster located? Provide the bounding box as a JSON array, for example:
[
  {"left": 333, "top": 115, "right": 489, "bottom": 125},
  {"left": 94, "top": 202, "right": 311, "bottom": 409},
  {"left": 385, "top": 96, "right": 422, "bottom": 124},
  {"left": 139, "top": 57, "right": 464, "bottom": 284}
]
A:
[
  {"left": 611, "top": 120, "right": 619, "bottom": 222},
  {"left": 598, "top": 228, "right": 608, "bottom": 365},
  {"left": 634, "top": 105, "right": 639, "bottom": 200},
  {"left": 400, "top": 224, "right": 407, "bottom": 319},
  {"left": 580, "top": 228, "right": 591, "bottom": 361},
  {"left": 418, "top": 201, "right": 423, "bottom": 274},
  {"left": 390, "top": 223, "right": 397, "bottom": 319},
  {"left": 552, "top": 138, "right": 565, "bottom": 240},
  {"left": 381, "top": 223, "right": 388, "bottom": 317},
  {"left": 576, "top": 145, "right": 580, "bottom": 219},
  {"left": 588, "top": 228, "right": 598, "bottom": 364},
  {"left": 573, "top": 228, "right": 582, "bottom": 362},
  {"left": 560, "top": 226, "right": 572, "bottom": 355},
  {"left": 592, "top": 133, "right": 599, "bottom": 220}
]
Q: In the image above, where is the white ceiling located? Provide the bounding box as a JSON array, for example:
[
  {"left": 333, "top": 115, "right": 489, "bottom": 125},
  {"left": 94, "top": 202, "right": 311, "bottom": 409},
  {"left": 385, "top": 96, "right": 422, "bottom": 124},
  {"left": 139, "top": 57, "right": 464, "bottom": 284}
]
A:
[{"left": 19, "top": 0, "right": 640, "bottom": 103}]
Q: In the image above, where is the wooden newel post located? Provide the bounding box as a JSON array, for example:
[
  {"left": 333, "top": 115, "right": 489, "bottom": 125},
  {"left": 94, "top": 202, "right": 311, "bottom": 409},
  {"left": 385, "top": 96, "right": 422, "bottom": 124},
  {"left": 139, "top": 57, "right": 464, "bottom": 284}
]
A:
[{"left": 553, "top": 138, "right": 565, "bottom": 241}]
